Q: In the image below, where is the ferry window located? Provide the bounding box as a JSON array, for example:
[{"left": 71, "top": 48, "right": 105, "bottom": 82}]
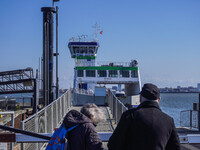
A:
[
  {"left": 131, "top": 70, "right": 138, "bottom": 77},
  {"left": 79, "top": 47, "right": 87, "bottom": 53},
  {"left": 109, "top": 70, "right": 118, "bottom": 77},
  {"left": 86, "top": 70, "right": 95, "bottom": 77},
  {"left": 120, "top": 70, "right": 129, "bottom": 78},
  {"left": 74, "top": 47, "right": 79, "bottom": 53},
  {"left": 98, "top": 70, "right": 107, "bottom": 77},
  {"left": 89, "top": 47, "right": 94, "bottom": 54},
  {"left": 77, "top": 70, "right": 84, "bottom": 77}
]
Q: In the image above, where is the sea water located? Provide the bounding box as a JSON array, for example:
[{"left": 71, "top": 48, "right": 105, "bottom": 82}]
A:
[
  {"left": 159, "top": 93, "right": 199, "bottom": 127},
  {"left": 0, "top": 93, "right": 32, "bottom": 103}
]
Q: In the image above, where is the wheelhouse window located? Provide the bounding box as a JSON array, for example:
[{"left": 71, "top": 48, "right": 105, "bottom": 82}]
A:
[
  {"left": 89, "top": 47, "right": 95, "bottom": 54},
  {"left": 97, "top": 70, "right": 107, "bottom": 77},
  {"left": 86, "top": 70, "right": 95, "bottom": 77},
  {"left": 77, "top": 70, "right": 84, "bottom": 77},
  {"left": 131, "top": 70, "right": 138, "bottom": 77},
  {"left": 120, "top": 70, "right": 129, "bottom": 78},
  {"left": 109, "top": 70, "right": 118, "bottom": 77}
]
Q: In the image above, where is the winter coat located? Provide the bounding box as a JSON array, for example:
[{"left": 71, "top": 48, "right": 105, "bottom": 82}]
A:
[
  {"left": 107, "top": 101, "right": 181, "bottom": 150},
  {"left": 62, "top": 110, "right": 104, "bottom": 150}
]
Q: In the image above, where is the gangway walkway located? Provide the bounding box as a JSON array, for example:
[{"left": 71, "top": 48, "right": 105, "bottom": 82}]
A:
[{"left": 16, "top": 88, "right": 126, "bottom": 150}]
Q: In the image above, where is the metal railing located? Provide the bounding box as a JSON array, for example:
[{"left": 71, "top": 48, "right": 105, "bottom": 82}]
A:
[
  {"left": 75, "top": 61, "right": 137, "bottom": 67},
  {"left": 107, "top": 89, "right": 128, "bottom": 124},
  {"left": 180, "top": 110, "right": 198, "bottom": 129},
  {"left": 20, "top": 89, "right": 72, "bottom": 150}
]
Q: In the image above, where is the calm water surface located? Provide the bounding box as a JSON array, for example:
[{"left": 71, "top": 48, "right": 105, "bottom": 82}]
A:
[{"left": 159, "top": 93, "right": 198, "bottom": 127}]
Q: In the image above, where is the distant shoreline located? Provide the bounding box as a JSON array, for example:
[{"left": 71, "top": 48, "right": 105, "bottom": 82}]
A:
[{"left": 160, "top": 92, "right": 199, "bottom": 94}]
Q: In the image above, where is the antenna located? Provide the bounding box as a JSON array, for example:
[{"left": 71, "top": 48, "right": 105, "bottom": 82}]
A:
[
  {"left": 78, "top": 36, "right": 82, "bottom": 42},
  {"left": 82, "top": 35, "right": 87, "bottom": 41},
  {"left": 92, "top": 23, "right": 100, "bottom": 41}
]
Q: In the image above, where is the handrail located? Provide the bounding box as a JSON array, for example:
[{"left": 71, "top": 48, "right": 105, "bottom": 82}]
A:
[
  {"left": 0, "top": 125, "right": 50, "bottom": 140},
  {"left": 0, "top": 129, "right": 199, "bottom": 144},
  {"left": 107, "top": 89, "right": 128, "bottom": 124},
  {"left": 22, "top": 92, "right": 64, "bottom": 123}
]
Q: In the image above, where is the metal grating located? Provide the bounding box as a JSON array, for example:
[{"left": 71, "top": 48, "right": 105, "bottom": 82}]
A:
[{"left": 46, "top": 106, "right": 52, "bottom": 133}]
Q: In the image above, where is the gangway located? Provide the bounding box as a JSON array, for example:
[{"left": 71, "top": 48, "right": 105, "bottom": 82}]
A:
[{"left": 0, "top": 89, "right": 200, "bottom": 150}]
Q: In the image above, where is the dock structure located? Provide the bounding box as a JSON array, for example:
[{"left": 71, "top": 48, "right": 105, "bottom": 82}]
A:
[
  {"left": 0, "top": 89, "right": 200, "bottom": 150},
  {"left": 0, "top": 68, "right": 35, "bottom": 94},
  {"left": 0, "top": 68, "right": 39, "bottom": 113}
]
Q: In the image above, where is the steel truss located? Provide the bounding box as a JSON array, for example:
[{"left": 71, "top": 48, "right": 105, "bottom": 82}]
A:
[{"left": 0, "top": 68, "right": 35, "bottom": 94}]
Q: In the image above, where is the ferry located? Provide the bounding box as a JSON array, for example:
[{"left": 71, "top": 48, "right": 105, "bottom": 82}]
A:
[{"left": 68, "top": 25, "right": 141, "bottom": 107}]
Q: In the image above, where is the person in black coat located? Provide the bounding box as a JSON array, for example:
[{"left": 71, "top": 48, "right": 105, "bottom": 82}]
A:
[
  {"left": 108, "top": 83, "right": 181, "bottom": 150},
  {"left": 63, "top": 103, "right": 105, "bottom": 150}
]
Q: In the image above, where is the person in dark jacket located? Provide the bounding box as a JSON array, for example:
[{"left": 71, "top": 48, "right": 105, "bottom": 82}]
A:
[
  {"left": 108, "top": 83, "right": 181, "bottom": 150},
  {"left": 63, "top": 103, "right": 105, "bottom": 150}
]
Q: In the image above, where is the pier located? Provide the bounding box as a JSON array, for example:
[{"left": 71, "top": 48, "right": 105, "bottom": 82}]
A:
[{"left": 0, "top": 89, "right": 200, "bottom": 149}]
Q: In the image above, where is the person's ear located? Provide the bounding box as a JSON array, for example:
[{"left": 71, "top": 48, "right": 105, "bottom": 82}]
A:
[
  {"left": 158, "top": 97, "right": 161, "bottom": 103},
  {"left": 90, "top": 114, "right": 94, "bottom": 120}
]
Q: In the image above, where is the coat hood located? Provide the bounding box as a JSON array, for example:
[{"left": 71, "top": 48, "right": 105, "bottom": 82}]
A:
[{"left": 62, "top": 110, "right": 92, "bottom": 129}]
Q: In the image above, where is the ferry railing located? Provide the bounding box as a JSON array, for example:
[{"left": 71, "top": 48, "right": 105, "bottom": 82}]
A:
[
  {"left": 107, "top": 89, "right": 128, "bottom": 124},
  {"left": 75, "top": 61, "right": 135, "bottom": 67},
  {"left": 96, "top": 61, "right": 131, "bottom": 67},
  {"left": 20, "top": 89, "right": 72, "bottom": 150},
  {"left": 180, "top": 110, "right": 198, "bottom": 129}
]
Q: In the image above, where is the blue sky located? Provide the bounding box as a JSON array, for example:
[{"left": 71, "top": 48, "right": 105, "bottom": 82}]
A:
[{"left": 0, "top": 0, "right": 200, "bottom": 89}]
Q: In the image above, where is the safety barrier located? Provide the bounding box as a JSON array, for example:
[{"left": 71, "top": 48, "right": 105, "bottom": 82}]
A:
[
  {"left": 20, "top": 89, "right": 72, "bottom": 150},
  {"left": 180, "top": 110, "right": 198, "bottom": 129},
  {"left": 107, "top": 89, "right": 128, "bottom": 124}
]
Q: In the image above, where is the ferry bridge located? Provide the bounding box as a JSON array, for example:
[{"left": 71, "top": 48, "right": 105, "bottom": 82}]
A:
[{"left": 0, "top": 89, "right": 200, "bottom": 150}]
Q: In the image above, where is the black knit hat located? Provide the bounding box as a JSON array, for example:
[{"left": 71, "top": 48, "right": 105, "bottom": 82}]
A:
[{"left": 140, "top": 83, "right": 160, "bottom": 100}]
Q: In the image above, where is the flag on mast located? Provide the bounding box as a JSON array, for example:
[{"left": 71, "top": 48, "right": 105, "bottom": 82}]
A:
[{"left": 100, "top": 30, "right": 103, "bottom": 34}]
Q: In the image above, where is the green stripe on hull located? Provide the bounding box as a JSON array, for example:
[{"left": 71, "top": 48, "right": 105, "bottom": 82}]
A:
[
  {"left": 71, "top": 56, "right": 96, "bottom": 59},
  {"left": 75, "top": 66, "right": 138, "bottom": 71}
]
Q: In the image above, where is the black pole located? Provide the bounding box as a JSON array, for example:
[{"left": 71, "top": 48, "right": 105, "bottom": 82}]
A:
[
  {"left": 49, "top": 7, "right": 54, "bottom": 104},
  {"left": 41, "top": 7, "right": 55, "bottom": 105},
  {"left": 56, "top": 6, "right": 59, "bottom": 99}
]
